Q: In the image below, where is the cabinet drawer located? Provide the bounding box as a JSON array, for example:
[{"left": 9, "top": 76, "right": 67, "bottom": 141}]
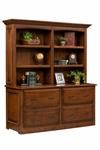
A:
[
  {"left": 63, "top": 87, "right": 94, "bottom": 105},
  {"left": 24, "top": 89, "right": 60, "bottom": 109},
  {"left": 62, "top": 104, "right": 93, "bottom": 123},
  {"left": 23, "top": 108, "right": 59, "bottom": 127}
]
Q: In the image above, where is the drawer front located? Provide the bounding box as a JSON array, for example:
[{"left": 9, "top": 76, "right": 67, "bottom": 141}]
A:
[
  {"left": 23, "top": 108, "right": 59, "bottom": 127},
  {"left": 24, "top": 89, "right": 60, "bottom": 109},
  {"left": 62, "top": 104, "right": 93, "bottom": 123},
  {"left": 63, "top": 87, "right": 94, "bottom": 105}
]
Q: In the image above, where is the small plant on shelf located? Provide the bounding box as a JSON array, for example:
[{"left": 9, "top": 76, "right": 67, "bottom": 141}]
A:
[
  {"left": 65, "top": 70, "right": 86, "bottom": 85},
  {"left": 21, "top": 31, "right": 40, "bottom": 45},
  {"left": 57, "top": 36, "right": 67, "bottom": 46},
  {"left": 22, "top": 31, "right": 33, "bottom": 40},
  {"left": 22, "top": 31, "right": 33, "bottom": 44}
]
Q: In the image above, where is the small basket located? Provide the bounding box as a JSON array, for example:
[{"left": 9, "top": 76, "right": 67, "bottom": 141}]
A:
[{"left": 22, "top": 38, "right": 40, "bottom": 45}]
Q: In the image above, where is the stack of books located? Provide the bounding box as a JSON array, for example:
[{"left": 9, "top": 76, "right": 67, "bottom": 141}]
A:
[{"left": 25, "top": 71, "right": 37, "bottom": 86}]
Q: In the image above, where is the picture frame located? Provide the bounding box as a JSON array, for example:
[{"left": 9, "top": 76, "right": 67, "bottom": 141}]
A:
[{"left": 55, "top": 73, "right": 65, "bottom": 84}]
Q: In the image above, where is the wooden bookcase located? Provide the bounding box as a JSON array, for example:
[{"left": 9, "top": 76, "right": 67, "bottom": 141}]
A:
[{"left": 3, "top": 19, "right": 96, "bottom": 134}]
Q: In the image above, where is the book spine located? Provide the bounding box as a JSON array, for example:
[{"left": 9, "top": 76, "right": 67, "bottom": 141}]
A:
[{"left": 64, "top": 32, "right": 75, "bottom": 46}]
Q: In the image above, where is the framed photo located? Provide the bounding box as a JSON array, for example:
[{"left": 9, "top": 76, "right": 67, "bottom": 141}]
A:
[{"left": 55, "top": 73, "right": 65, "bottom": 84}]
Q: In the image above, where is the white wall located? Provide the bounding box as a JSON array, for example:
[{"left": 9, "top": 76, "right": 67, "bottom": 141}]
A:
[{"left": 0, "top": 0, "right": 99, "bottom": 149}]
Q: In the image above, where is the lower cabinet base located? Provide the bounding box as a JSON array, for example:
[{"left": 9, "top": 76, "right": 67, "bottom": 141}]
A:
[
  {"left": 6, "top": 84, "right": 95, "bottom": 134},
  {"left": 7, "top": 120, "right": 95, "bottom": 134}
]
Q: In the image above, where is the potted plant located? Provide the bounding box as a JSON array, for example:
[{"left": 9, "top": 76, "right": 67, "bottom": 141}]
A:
[
  {"left": 22, "top": 31, "right": 33, "bottom": 44},
  {"left": 66, "top": 70, "right": 86, "bottom": 85},
  {"left": 57, "top": 36, "right": 67, "bottom": 46},
  {"left": 80, "top": 72, "right": 86, "bottom": 84}
]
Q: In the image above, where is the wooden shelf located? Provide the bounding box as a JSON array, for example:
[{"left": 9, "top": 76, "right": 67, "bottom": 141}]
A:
[
  {"left": 16, "top": 65, "right": 51, "bottom": 68},
  {"left": 54, "top": 64, "right": 84, "bottom": 68},
  {"left": 16, "top": 64, "right": 84, "bottom": 69},
  {"left": 16, "top": 44, "right": 50, "bottom": 48},
  {"left": 54, "top": 45, "right": 84, "bottom": 49}
]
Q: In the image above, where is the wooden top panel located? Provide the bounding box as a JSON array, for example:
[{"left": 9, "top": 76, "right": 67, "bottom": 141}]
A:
[
  {"left": 6, "top": 83, "right": 96, "bottom": 90},
  {"left": 3, "top": 19, "right": 91, "bottom": 28}
]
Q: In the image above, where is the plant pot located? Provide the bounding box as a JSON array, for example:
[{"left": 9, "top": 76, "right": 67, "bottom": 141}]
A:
[
  {"left": 21, "top": 39, "right": 33, "bottom": 45},
  {"left": 75, "top": 80, "right": 80, "bottom": 85},
  {"left": 21, "top": 38, "right": 40, "bottom": 45},
  {"left": 60, "top": 40, "right": 66, "bottom": 46},
  {"left": 74, "top": 76, "right": 80, "bottom": 85}
]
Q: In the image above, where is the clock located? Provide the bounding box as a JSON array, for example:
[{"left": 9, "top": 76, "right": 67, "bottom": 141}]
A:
[
  {"left": 35, "top": 52, "right": 44, "bottom": 64},
  {"left": 69, "top": 53, "right": 77, "bottom": 64}
]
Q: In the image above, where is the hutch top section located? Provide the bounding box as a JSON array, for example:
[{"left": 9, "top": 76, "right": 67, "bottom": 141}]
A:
[
  {"left": 3, "top": 19, "right": 91, "bottom": 87},
  {"left": 3, "top": 19, "right": 91, "bottom": 28}
]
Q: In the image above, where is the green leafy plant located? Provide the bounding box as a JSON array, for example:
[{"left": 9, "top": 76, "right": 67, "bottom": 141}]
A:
[
  {"left": 58, "top": 36, "right": 66, "bottom": 42},
  {"left": 57, "top": 36, "right": 67, "bottom": 45},
  {"left": 66, "top": 70, "right": 86, "bottom": 84},
  {"left": 22, "top": 31, "right": 33, "bottom": 40}
]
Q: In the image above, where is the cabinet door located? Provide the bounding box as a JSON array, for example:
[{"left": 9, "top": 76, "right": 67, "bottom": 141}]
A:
[
  {"left": 23, "top": 108, "right": 59, "bottom": 127},
  {"left": 62, "top": 87, "right": 94, "bottom": 105},
  {"left": 62, "top": 104, "right": 94, "bottom": 123},
  {"left": 24, "top": 89, "right": 60, "bottom": 109}
]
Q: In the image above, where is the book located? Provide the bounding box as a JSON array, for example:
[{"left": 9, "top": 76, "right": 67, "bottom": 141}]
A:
[{"left": 64, "top": 32, "right": 75, "bottom": 46}]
